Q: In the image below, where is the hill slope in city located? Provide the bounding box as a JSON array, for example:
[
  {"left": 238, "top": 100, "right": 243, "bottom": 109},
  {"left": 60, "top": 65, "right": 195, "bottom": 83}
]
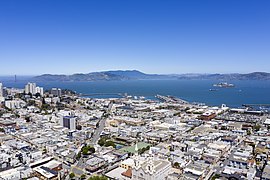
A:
[{"left": 33, "top": 71, "right": 270, "bottom": 81}]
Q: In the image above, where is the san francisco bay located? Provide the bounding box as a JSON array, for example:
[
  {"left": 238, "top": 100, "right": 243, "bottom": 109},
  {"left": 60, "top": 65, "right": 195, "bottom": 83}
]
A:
[{"left": 1, "top": 77, "right": 270, "bottom": 107}]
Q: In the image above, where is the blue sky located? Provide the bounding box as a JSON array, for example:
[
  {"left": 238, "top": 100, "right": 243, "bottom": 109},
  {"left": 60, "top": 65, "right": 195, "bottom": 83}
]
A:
[{"left": 0, "top": 0, "right": 269, "bottom": 75}]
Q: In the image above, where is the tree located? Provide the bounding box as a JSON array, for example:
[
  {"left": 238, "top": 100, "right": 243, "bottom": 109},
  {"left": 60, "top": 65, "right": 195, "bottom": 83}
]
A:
[
  {"left": 251, "top": 143, "right": 256, "bottom": 156},
  {"left": 81, "top": 145, "right": 95, "bottom": 155},
  {"left": 220, "top": 126, "right": 227, "bottom": 130},
  {"left": 25, "top": 116, "right": 31, "bottom": 122},
  {"left": 76, "top": 152, "right": 81, "bottom": 159},
  {"left": 104, "top": 141, "right": 116, "bottom": 148},
  {"left": 211, "top": 174, "right": 221, "bottom": 180},
  {"left": 27, "top": 100, "right": 36, "bottom": 106},
  {"left": 69, "top": 173, "right": 75, "bottom": 179},
  {"left": 253, "top": 124, "right": 261, "bottom": 132},
  {"left": 41, "top": 103, "right": 51, "bottom": 111},
  {"left": 89, "top": 146, "right": 95, "bottom": 153},
  {"left": 88, "top": 176, "right": 108, "bottom": 180},
  {"left": 98, "top": 137, "right": 107, "bottom": 146},
  {"left": 82, "top": 148, "right": 88, "bottom": 155},
  {"left": 80, "top": 174, "right": 86, "bottom": 179},
  {"left": 138, "top": 146, "right": 150, "bottom": 155},
  {"left": 173, "top": 162, "right": 180, "bottom": 168},
  {"left": 76, "top": 125, "right": 82, "bottom": 130}
]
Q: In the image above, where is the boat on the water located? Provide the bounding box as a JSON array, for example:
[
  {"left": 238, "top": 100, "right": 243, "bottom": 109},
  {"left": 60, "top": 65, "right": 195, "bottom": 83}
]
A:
[{"left": 213, "top": 82, "right": 235, "bottom": 88}]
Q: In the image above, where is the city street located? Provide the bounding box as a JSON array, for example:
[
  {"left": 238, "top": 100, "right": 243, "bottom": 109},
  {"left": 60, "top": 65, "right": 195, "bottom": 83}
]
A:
[{"left": 90, "top": 102, "right": 113, "bottom": 145}]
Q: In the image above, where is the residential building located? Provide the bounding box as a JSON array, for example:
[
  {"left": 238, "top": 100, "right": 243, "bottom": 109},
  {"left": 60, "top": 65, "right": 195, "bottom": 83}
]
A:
[
  {"left": 51, "top": 88, "right": 62, "bottom": 97},
  {"left": 0, "top": 82, "right": 3, "bottom": 97},
  {"left": 35, "top": 86, "right": 44, "bottom": 97},
  {"left": 25, "top": 82, "right": 37, "bottom": 94},
  {"left": 25, "top": 83, "right": 43, "bottom": 96}
]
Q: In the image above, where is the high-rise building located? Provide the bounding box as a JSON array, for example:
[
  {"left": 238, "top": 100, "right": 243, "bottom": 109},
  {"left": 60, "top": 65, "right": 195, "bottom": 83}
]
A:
[
  {"left": 25, "top": 83, "right": 44, "bottom": 96},
  {"left": 35, "top": 87, "right": 44, "bottom": 97},
  {"left": 51, "top": 88, "right": 62, "bottom": 97},
  {"left": 2, "top": 87, "right": 8, "bottom": 97},
  {"left": 25, "top": 82, "right": 36, "bottom": 94},
  {"left": 0, "top": 82, "right": 3, "bottom": 97},
  {"left": 60, "top": 116, "right": 77, "bottom": 130}
]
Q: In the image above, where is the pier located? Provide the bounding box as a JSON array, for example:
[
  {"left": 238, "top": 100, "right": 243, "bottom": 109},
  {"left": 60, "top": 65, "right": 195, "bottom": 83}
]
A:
[
  {"left": 79, "top": 93, "right": 124, "bottom": 97},
  {"left": 243, "top": 104, "right": 270, "bottom": 107},
  {"left": 156, "top": 94, "right": 188, "bottom": 104}
]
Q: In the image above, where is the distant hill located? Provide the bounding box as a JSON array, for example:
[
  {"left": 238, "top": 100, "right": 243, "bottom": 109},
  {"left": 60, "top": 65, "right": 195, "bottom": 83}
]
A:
[
  {"left": 33, "top": 70, "right": 270, "bottom": 81},
  {"left": 176, "top": 72, "right": 270, "bottom": 80},
  {"left": 34, "top": 70, "right": 174, "bottom": 81}
]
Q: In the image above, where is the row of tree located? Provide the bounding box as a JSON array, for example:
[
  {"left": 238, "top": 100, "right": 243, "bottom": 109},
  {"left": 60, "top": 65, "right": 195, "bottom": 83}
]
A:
[
  {"left": 98, "top": 137, "right": 116, "bottom": 148},
  {"left": 69, "top": 173, "right": 107, "bottom": 180}
]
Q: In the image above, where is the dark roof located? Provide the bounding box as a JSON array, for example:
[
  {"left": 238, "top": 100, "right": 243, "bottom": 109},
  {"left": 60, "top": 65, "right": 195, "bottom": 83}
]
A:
[{"left": 40, "top": 166, "right": 58, "bottom": 175}]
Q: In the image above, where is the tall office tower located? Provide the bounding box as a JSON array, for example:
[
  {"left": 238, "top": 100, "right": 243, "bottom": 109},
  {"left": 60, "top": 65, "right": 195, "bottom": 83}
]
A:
[{"left": 0, "top": 82, "right": 3, "bottom": 97}]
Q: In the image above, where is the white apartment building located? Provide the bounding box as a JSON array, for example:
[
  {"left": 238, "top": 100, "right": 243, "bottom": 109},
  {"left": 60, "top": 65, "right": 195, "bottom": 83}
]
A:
[
  {"left": 25, "top": 82, "right": 44, "bottom": 96},
  {"left": 0, "top": 83, "right": 3, "bottom": 97},
  {"left": 5, "top": 100, "right": 26, "bottom": 109}
]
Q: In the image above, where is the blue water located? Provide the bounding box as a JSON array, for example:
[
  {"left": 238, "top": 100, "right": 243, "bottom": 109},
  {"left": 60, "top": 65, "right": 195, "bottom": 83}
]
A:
[{"left": 1, "top": 77, "right": 270, "bottom": 107}]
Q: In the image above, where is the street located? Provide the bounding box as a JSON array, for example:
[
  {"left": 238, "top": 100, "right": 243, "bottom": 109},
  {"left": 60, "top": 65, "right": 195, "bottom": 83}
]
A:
[{"left": 90, "top": 102, "right": 113, "bottom": 144}]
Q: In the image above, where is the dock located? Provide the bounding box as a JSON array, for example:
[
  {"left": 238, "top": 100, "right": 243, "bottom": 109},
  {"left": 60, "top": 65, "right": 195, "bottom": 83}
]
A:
[
  {"left": 156, "top": 94, "right": 188, "bottom": 104},
  {"left": 79, "top": 93, "right": 124, "bottom": 97}
]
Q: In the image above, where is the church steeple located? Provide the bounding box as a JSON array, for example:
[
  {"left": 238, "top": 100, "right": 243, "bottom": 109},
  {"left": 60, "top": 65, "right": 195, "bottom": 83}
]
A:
[
  {"left": 134, "top": 142, "right": 140, "bottom": 170},
  {"left": 147, "top": 148, "right": 155, "bottom": 174},
  {"left": 135, "top": 142, "right": 138, "bottom": 155}
]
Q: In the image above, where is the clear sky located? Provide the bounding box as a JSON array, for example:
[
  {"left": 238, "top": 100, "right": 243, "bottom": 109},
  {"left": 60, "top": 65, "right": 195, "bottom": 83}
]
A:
[{"left": 0, "top": 0, "right": 270, "bottom": 75}]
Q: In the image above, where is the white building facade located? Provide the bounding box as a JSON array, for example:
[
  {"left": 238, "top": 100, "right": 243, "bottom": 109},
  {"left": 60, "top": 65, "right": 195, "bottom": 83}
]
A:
[
  {"left": 25, "top": 83, "right": 44, "bottom": 96},
  {"left": 0, "top": 82, "right": 3, "bottom": 97},
  {"left": 132, "top": 144, "right": 172, "bottom": 180}
]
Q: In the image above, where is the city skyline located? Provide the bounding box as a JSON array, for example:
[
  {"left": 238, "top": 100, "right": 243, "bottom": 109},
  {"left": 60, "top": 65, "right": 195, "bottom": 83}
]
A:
[{"left": 0, "top": 0, "right": 270, "bottom": 75}]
